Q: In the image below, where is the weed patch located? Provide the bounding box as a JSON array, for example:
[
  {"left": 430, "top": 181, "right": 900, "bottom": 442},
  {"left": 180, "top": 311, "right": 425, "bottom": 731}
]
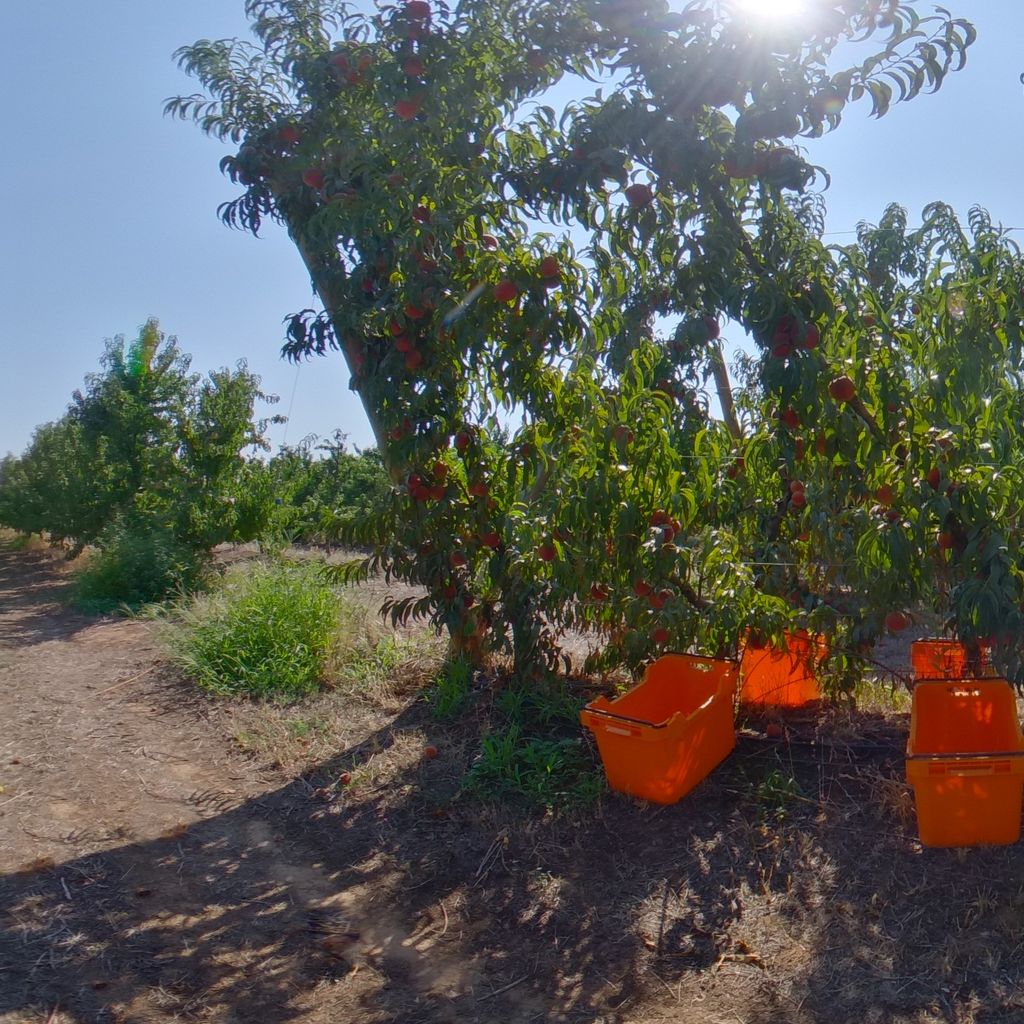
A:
[
  {"left": 428, "top": 657, "right": 473, "bottom": 719},
  {"left": 166, "top": 560, "right": 342, "bottom": 699},
  {"left": 466, "top": 679, "right": 603, "bottom": 812},
  {"left": 855, "top": 676, "right": 911, "bottom": 713},
  {"left": 754, "top": 766, "right": 802, "bottom": 822},
  {"left": 466, "top": 723, "right": 602, "bottom": 810}
]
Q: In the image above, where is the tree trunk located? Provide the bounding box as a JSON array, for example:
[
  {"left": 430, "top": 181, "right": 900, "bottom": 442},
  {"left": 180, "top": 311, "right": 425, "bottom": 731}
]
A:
[
  {"left": 290, "top": 233, "right": 398, "bottom": 476},
  {"left": 289, "top": 232, "right": 487, "bottom": 659}
]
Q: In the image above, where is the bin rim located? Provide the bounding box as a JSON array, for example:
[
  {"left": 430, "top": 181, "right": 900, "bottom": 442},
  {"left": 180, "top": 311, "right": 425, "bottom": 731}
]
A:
[
  {"left": 912, "top": 636, "right": 991, "bottom": 647},
  {"left": 582, "top": 689, "right": 718, "bottom": 731},
  {"left": 907, "top": 750, "right": 1024, "bottom": 763},
  {"left": 581, "top": 652, "right": 738, "bottom": 731},
  {"left": 654, "top": 650, "right": 740, "bottom": 667},
  {"left": 580, "top": 705, "right": 671, "bottom": 731},
  {"left": 910, "top": 675, "right": 1004, "bottom": 685}
]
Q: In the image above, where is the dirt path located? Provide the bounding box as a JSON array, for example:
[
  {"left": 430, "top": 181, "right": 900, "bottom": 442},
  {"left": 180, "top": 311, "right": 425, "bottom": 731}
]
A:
[
  {"left": 0, "top": 550, "right": 267, "bottom": 868},
  {"left": 0, "top": 548, "right": 502, "bottom": 1024},
  {"left": 0, "top": 547, "right": 660, "bottom": 1024},
  {"left": 7, "top": 546, "right": 1024, "bottom": 1024}
]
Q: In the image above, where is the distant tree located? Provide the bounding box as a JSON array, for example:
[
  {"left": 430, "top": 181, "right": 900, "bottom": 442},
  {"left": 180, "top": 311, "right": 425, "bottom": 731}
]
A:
[
  {"left": 0, "top": 419, "right": 96, "bottom": 545},
  {"left": 0, "top": 318, "right": 276, "bottom": 564},
  {"left": 263, "top": 431, "right": 392, "bottom": 545}
]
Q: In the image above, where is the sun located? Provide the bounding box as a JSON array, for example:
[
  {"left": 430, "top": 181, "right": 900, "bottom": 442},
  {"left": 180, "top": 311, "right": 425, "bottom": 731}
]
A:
[{"left": 731, "top": 0, "right": 811, "bottom": 23}]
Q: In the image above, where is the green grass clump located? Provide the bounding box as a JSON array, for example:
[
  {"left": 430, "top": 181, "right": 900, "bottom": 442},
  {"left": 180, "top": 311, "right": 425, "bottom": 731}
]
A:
[
  {"left": 466, "top": 723, "right": 603, "bottom": 811},
  {"left": 466, "top": 679, "right": 603, "bottom": 811},
  {"left": 169, "top": 561, "right": 343, "bottom": 699},
  {"left": 428, "top": 657, "right": 473, "bottom": 719}
]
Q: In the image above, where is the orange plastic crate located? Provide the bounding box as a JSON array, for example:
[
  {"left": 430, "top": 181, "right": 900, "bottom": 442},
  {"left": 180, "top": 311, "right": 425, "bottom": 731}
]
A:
[
  {"left": 906, "top": 679, "right": 1024, "bottom": 847},
  {"left": 738, "top": 630, "right": 826, "bottom": 707},
  {"left": 911, "top": 638, "right": 992, "bottom": 680},
  {"left": 580, "top": 654, "right": 737, "bottom": 805}
]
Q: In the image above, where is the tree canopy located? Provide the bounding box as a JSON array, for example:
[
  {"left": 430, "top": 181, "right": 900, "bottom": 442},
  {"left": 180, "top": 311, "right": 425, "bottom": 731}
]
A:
[{"left": 166, "top": 0, "right": 1021, "bottom": 685}]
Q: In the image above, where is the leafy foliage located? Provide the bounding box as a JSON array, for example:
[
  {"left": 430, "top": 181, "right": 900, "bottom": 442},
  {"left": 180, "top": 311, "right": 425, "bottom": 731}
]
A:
[
  {"left": 0, "top": 419, "right": 96, "bottom": 548},
  {"left": 0, "top": 320, "right": 278, "bottom": 604},
  {"left": 170, "top": 1, "right": 987, "bottom": 686},
  {"left": 73, "top": 514, "right": 210, "bottom": 613},
  {"left": 261, "top": 431, "right": 391, "bottom": 544}
]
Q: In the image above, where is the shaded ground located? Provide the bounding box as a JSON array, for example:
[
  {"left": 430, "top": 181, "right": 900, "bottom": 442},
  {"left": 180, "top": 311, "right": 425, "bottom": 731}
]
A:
[{"left": 4, "top": 544, "right": 1024, "bottom": 1023}]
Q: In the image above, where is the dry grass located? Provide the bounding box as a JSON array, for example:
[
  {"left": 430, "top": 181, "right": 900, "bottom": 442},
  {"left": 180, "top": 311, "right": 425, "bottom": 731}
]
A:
[
  {"left": 863, "top": 765, "right": 916, "bottom": 831},
  {"left": 145, "top": 551, "right": 446, "bottom": 772},
  {"left": 1, "top": 531, "right": 50, "bottom": 553},
  {"left": 855, "top": 675, "right": 912, "bottom": 714},
  {"left": 0, "top": 529, "right": 86, "bottom": 567},
  {"left": 223, "top": 583, "right": 445, "bottom": 773},
  {"left": 227, "top": 638, "right": 443, "bottom": 774}
]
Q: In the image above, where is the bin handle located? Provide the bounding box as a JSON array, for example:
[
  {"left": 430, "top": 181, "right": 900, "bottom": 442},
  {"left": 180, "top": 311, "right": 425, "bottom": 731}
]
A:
[
  {"left": 925, "top": 760, "right": 1012, "bottom": 777},
  {"left": 908, "top": 750, "right": 1024, "bottom": 762},
  {"left": 602, "top": 723, "right": 643, "bottom": 738},
  {"left": 583, "top": 707, "right": 668, "bottom": 730}
]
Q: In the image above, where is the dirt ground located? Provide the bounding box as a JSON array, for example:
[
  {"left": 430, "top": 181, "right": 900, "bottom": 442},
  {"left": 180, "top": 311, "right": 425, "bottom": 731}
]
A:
[{"left": 5, "top": 544, "right": 1024, "bottom": 1024}]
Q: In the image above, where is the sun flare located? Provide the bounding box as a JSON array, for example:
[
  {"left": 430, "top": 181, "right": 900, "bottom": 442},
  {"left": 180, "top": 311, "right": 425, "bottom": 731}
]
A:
[{"left": 732, "top": 0, "right": 810, "bottom": 23}]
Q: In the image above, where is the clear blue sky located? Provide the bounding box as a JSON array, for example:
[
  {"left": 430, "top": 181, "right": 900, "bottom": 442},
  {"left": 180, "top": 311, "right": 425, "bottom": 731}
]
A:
[{"left": 2, "top": 1, "right": 1021, "bottom": 458}]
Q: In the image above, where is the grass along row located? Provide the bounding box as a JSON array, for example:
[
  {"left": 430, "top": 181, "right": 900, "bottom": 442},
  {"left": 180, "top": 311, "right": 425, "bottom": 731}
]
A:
[
  {"left": 153, "top": 556, "right": 604, "bottom": 809},
  {"left": 148, "top": 552, "right": 912, "bottom": 814}
]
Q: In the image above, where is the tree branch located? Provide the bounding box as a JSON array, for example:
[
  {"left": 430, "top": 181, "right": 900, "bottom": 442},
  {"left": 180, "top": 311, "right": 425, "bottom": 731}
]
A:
[{"left": 709, "top": 341, "right": 742, "bottom": 441}]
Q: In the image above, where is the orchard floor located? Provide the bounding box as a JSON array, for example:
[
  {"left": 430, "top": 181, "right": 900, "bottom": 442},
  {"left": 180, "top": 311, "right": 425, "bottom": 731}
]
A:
[{"left": 3, "top": 544, "right": 1024, "bottom": 1024}]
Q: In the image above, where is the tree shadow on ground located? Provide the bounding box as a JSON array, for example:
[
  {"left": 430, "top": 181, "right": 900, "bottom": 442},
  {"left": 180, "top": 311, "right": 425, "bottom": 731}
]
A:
[
  {"left": 5, "top": 682, "right": 1024, "bottom": 1023},
  {"left": 0, "top": 546, "right": 99, "bottom": 649}
]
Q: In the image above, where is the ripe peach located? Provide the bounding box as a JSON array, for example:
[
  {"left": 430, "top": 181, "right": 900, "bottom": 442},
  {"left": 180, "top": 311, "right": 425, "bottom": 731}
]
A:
[
  {"left": 302, "top": 168, "right": 325, "bottom": 189},
  {"left": 624, "top": 182, "right": 653, "bottom": 208},
  {"left": 394, "top": 97, "right": 422, "bottom": 120},
  {"left": 494, "top": 279, "right": 518, "bottom": 303},
  {"left": 885, "top": 610, "right": 911, "bottom": 632},
  {"left": 828, "top": 376, "right": 856, "bottom": 403}
]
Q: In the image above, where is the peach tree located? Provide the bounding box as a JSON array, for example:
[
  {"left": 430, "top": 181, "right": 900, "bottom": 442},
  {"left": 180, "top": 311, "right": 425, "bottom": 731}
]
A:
[
  {"left": 169, "top": 0, "right": 975, "bottom": 678},
  {"left": 735, "top": 201, "right": 1024, "bottom": 687}
]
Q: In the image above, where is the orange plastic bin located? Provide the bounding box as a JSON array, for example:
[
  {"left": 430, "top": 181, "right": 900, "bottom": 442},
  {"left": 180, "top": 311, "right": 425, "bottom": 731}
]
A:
[
  {"left": 911, "top": 638, "right": 992, "bottom": 680},
  {"left": 906, "top": 679, "right": 1024, "bottom": 847},
  {"left": 580, "top": 654, "right": 737, "bottom": 805},
  {"left": 739, "top": 630, "right": 826, "bottom": 707}
]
